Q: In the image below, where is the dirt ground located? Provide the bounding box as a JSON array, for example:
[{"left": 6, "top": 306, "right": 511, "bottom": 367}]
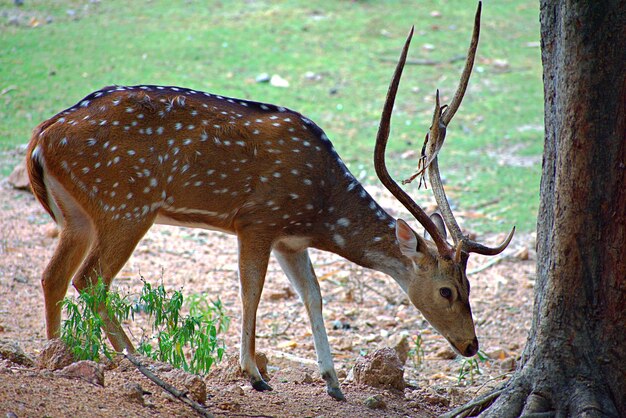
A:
[{"left": 0, "top": 155, "right": 536, "bottom": 417}]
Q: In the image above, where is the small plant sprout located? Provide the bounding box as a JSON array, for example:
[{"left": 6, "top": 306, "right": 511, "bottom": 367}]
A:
[
  {"left": 408, "top": 332, "right": 426, "bottom": 369},
  {"left": 457, "top": 350, "right": 489, "bottom": 385}
]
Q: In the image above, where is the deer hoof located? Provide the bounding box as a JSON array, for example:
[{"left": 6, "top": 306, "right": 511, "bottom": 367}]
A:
[
  {"left": 327, "top": 386, "right": 346, "bottom": 401},
  {"left": 251, "top": 379, "right": 273, "bottom": 392}
]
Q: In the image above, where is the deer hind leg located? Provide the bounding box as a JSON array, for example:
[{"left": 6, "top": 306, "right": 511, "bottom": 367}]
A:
[
  {"left": 237, "top": 234, "right": 272, "bottom": 391},
  {"left": 71, "top": 220, "right": 153, "bottom": 353},
  {"left": 42, "top": 218, "right": 93, "bottom": 340},
  {"left": 273, "top": 247, "right": 345, "bottom": 401}
]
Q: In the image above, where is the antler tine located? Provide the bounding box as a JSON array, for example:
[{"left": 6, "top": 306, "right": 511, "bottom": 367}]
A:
[
  {"left": 374, "top": 26, "right": 452, "bottom": 257},
  {"left": 428, "top": 155, "right": 516, "bottom": 256},
  {"left": 427, "top": 1, "right": 515, "bottom": 256},
  {"left": 428, "top": 147, "right": 464, "bottom": 243},
  {"left": 402, "top": 3, "right": 481, "bottom": 189},
  {"left": 441, "top": 1, "right": 482, "bottom": 126},
  {"left": 464, "top": 226, "right": 516, "bottom": 255}
]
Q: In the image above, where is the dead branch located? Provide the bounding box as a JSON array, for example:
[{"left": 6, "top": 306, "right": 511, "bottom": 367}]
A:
[
  {"left": 467, "top": 254, "right": 509, "bottom": 275},
  {"left": 123, "top": 351, "right": 214, "bottom": 418},
  {"left": 380, "top": 54, "right": 466, "bottom": 66}
]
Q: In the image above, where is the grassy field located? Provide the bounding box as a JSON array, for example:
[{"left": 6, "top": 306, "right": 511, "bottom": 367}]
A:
[{"left": 0, "top": 0, "right": 543, "bottom": 233}]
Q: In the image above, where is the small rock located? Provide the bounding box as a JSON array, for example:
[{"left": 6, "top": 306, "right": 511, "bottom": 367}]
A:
[
  {"left": 500, "top": 357, "right": 516, "bottom": 372},
  {"left": 486, "top": 348, "right": 509, "bottom": 361},
  {"left": 303, "top": 71, "right": 322, "bottom": 81},
  {"left": 401, "top": 149, "right": 417, "bottom": 160},
  {"left": 0, "top": 339, "right": 34, "bottom": 366},
  {"left": 386, "top": 334, "right": 410, "bottom": 365},
  {"left": 364, "top": 394, "right": 386, "bottom": 409},
  {"left": 423, "top": 392, "right": 449, "bottom": 407},
  {"left": 123, "top": 382, "right": 147, "bottom": 405},
  {"left": 514, "top": 247, "right": 529, "bottom": 260},
  {"left": 351, "top": 347, "right": 405, "bottom": 391},
  {"left": 435, "top": 345, "right": 457, "bottom": 360},
  {"left": 224, "top": 384, "right": 244, "bottom": 396},
  {"left": 55, "top": 360, "right": 104, "bottom": 386},
  {"left": 332, "top": 320, "right": 351, "bottom": 330},
  {"left": 255, "top": 73, "right": 270, "bottom": 83},
  {"left": 492, "top": 59, "right": 510, "bottom": 72},
  {"left": 163, "top": 369, "right": 206, "bottom": 404},
  {"left": 256, "top": 352, "right": 269, "bottom": 379},
  {"left": 38, "top": 338, "right": 74, "bottom": 370},
  {"left": 8, "top": 161, "right": 30, "bottom": 191},
  {"left": 217, "top": 401, "right": 241, "bottom": 412},
  {"left": 207, "top": 352, "right": 269, "bottom": 385},
  {"left": 270, "top": 367, "right": 313, "bottom": 385},
  {"left": 269, "top": 74, "right": 289, "bottom": 88}
]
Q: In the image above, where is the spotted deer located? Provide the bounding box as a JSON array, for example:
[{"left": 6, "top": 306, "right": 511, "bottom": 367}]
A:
[{"left": 27, "top": 3, "right": 511, "bottom": 400}]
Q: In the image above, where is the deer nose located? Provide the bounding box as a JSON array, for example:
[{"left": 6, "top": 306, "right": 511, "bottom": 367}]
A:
[{"left": 463, "top": 337, "right": 479, "bottom": 357}]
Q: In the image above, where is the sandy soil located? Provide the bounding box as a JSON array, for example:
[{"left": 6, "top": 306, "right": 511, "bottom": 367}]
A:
[{"left": 0, "top": 170, "right": 535, "bottom": 417}]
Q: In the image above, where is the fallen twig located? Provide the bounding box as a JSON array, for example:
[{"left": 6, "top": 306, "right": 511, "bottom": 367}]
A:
[
  {"left": 439, "top": 388, "right": 504, "bottom": 418},
  {"left": 360, "top": 281, "right": 401, "bottom": 305},
  {"left": 271, "top": 350, "right": 318, "bottom": 366},
  {"left": 380, "top": 54, "right": 465, "bottom": 66},
  {"left": 123, "top": 350, "right": 213, "bottom": 418},
  {"left": 467, "top": 254, "right": 509, "bottom": 275},
  {"left": 472, "top": 372, "right": 513, "bottom": 396}
]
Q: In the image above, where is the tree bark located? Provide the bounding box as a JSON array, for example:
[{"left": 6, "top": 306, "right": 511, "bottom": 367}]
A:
[{"left": 475, "top": 1, "right": 626, "bottom": 417}]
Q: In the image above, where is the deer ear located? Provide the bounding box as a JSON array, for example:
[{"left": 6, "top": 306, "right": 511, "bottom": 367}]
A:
[
  {"left": 424, "top": 212, "right": 447, "bottom": 241},
  {"left": 396, "top": 219, "right": 429, "bottom": 257}
]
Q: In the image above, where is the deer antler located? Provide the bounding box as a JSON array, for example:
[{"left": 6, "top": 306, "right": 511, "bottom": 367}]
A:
[
  {"left": 423, "top": 2, "right": 515, "bottom": 257},
  {"left": 373, "top": 26, "right": 453, "bottom": 257},
  {"left": 375, "top": 1, "right": 514, "bottom": 260}
]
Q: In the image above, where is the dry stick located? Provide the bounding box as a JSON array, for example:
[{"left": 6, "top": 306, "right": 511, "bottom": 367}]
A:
[
  {"left": 360, "top": 281, "right": 400, "bottom": 305},
  {"left": 467, "top": 254, "right": 509, "bottom": 275},
  {"left": 123, "top": 350, "right": 214, "bottom": 418},
  {"left": 471, "top": 372, "right": 514, "bottom": 396},
  {"left": 439, "top": 388, "right": 504, "bottom": 418},
  {"left": 380, "top": 54, "right": 466, "bottom": 66}
]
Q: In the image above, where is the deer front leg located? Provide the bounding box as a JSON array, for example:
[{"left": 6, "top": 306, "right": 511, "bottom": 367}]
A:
[
  {"left": 237, "top": 235, "right": 272, "bottom": 391},
  {"left": 273, "top": 247, "right": 345, "bottom": 401}
]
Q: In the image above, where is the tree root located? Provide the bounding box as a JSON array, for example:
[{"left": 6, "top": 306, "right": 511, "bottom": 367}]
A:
[
  {"left": 441, "top": 371, "right": 621, "bottom": 418},
  {"left": 123, "top": 351, "right": 214, "bottom": 418},
  {"left": 439, "top": 388, "right": 504, "bottom": 418}
]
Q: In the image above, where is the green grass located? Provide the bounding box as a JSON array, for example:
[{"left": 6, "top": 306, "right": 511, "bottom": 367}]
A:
[{"left": 0, "top": 0, "right": 542, "bottom": 233}]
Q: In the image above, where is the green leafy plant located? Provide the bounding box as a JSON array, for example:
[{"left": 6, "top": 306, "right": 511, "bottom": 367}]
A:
[
  {"left": 408, "top": 333, "right": 425, "bottom": 369},
  {"left": 136, "top": 282, "right": 229, "bottom": 374},
  {"left": 60, "top": 277, "right": 133, "bottom": 361},
  {"left": 457, "top": 350, "right": 488, "bottom": 385},
  {"left": 60, "top": 277, "right": 228, "bottom": 375}
]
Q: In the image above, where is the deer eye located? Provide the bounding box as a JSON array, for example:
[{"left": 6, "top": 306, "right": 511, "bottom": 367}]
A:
[{"left": 439, "top": 287, "right": 453, "bottom": 299}]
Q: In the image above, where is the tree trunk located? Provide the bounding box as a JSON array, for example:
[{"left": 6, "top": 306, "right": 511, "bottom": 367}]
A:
[{"left": 475, "top": 2, "right": 626, "bottom": 417}]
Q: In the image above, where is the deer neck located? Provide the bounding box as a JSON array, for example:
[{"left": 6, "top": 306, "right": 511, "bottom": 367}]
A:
[{"left": 306, "top": 179, "right": 409, "bottom": 285}]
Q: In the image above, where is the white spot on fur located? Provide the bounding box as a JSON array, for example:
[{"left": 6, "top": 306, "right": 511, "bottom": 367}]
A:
[
  {"left": 337, "top": 218, "right": 350, "bottom": 227},
  {"left": 333, "top": 234, "right": 346, "bottom": 248}
]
